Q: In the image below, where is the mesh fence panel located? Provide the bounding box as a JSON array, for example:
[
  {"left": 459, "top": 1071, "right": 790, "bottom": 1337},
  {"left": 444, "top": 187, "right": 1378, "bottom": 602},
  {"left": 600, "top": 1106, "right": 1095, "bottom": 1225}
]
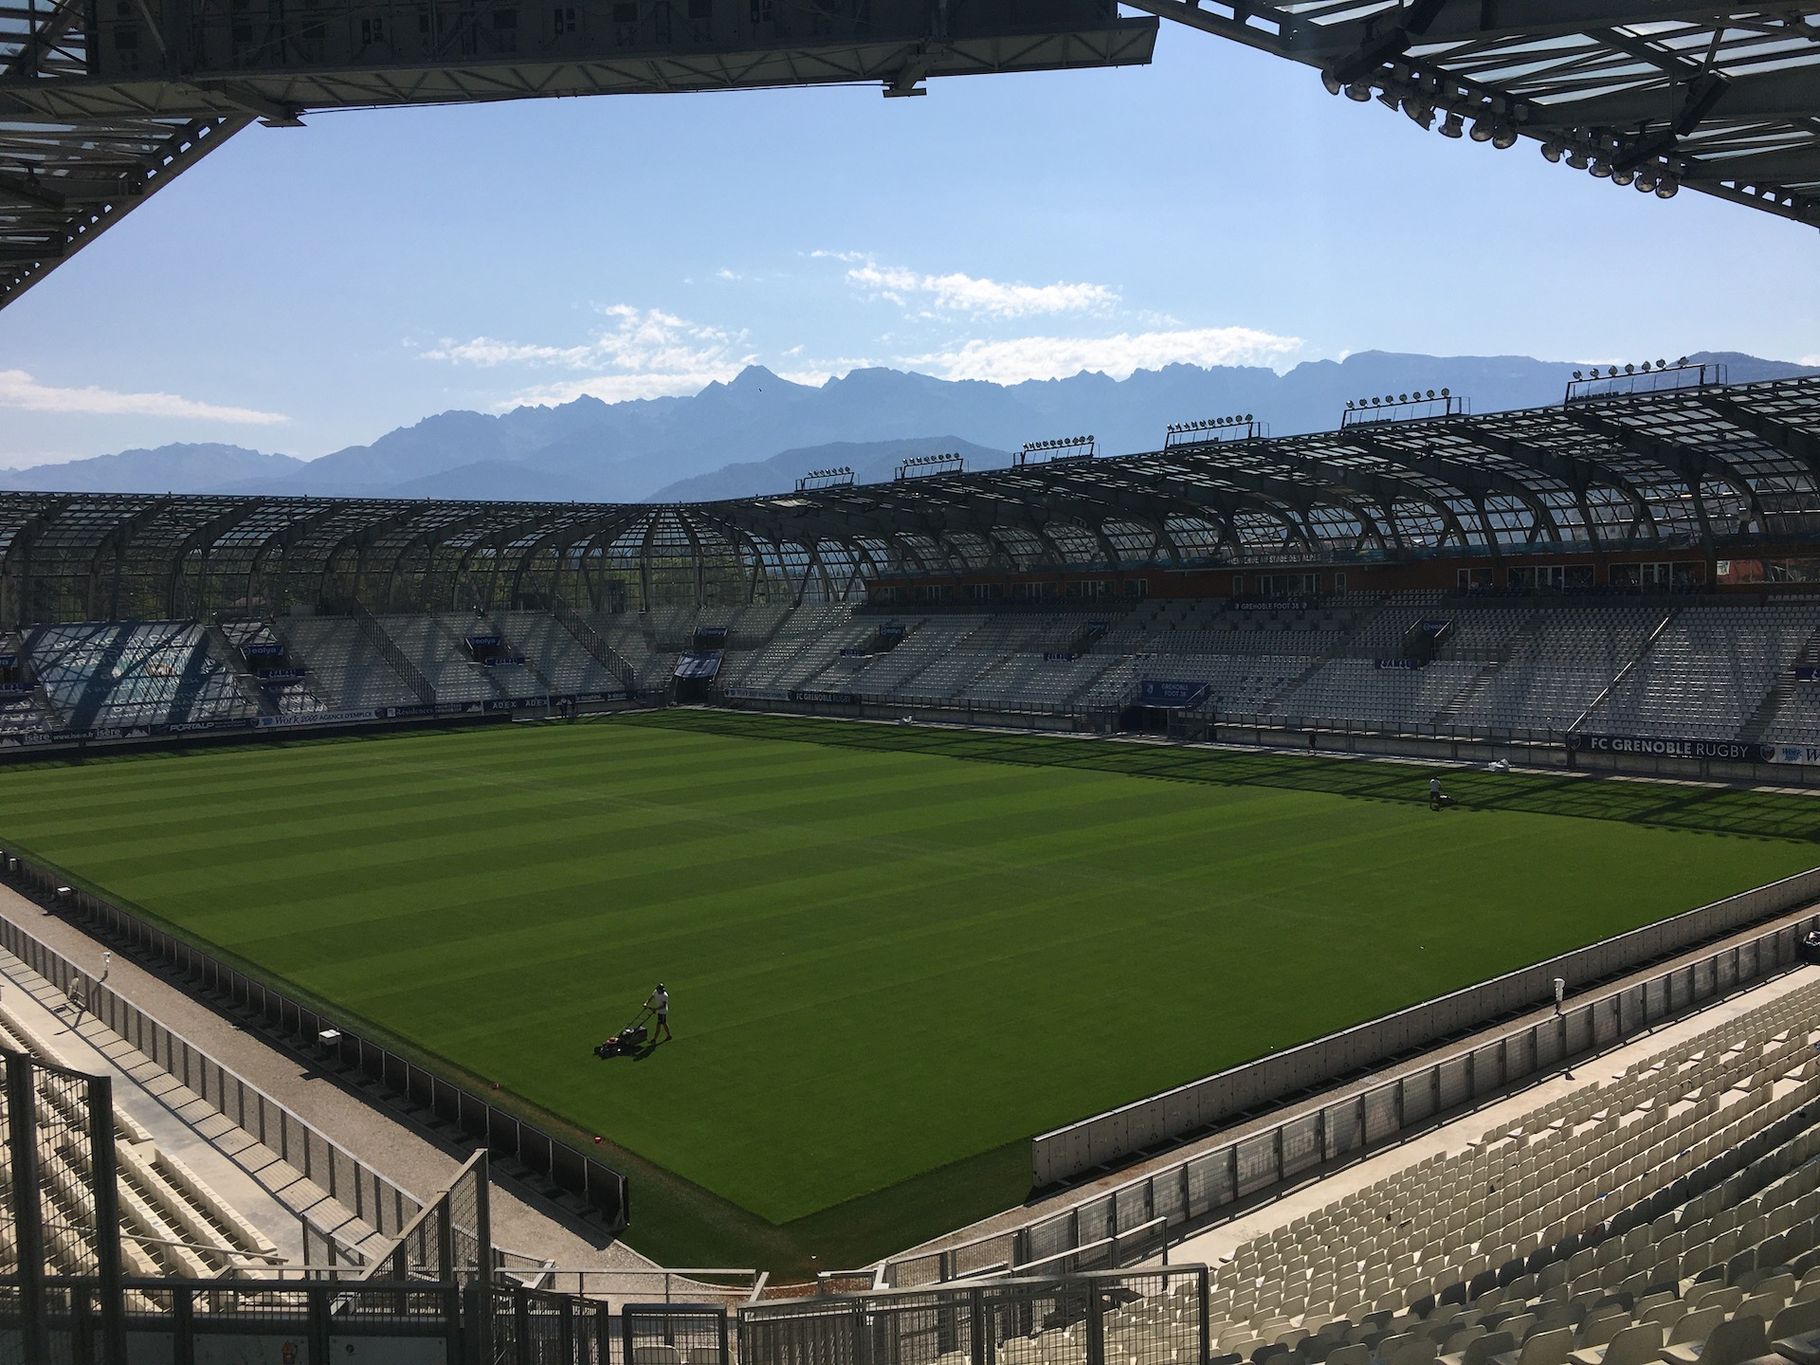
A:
[
  {"left": 0, "top": 1283, "right": 21, "bottom": 1365},
  {"left": 626, "top": 1303, "right": 730, "bottom": 1365},
  {"left": 31, "top": 1068, "right": 101, "bottom": 1279},
  {"left": 0, "top": 1062, "right": 13, "bottom": 1280},
  {"left": 743, "top": 1271, "right": 1206, "bottom": 1365}
]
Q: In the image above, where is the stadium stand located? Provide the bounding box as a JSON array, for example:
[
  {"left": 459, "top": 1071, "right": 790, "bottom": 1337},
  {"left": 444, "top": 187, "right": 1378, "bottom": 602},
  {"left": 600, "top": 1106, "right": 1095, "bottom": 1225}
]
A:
[
  {"left": 0, "top": 995, "right": 279, "bottom": 1283},
  {"left": 17, "top": 592, "right": 1820, "bottom": 756},
  {"left": 371, "top": 612, "right": 503, "bottom": 704},
  {"left": 916, "top": 975, "right": 1820, "bottom": 1365},
  {"left": 279, "top": 614, "right": 421, "bottom": 710},
  {"left": 24, "top": 620, "right": 256, "bottom": 730},
  {"left": 492, "top": 610, "right": 627, "bottom": 697}
]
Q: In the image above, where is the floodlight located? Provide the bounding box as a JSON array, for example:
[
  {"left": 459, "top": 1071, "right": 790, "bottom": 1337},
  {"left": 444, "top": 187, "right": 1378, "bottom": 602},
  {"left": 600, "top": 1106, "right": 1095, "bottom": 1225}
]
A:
[
  {"left": 1322, "top": 70, "right": 1343, "bottom": 96},
  {"left": 1611, "top": 168, "right": 1635, "bottom": 187},
  {"left": 1371, "top": 397, "right": 1381, "bottom": 406},
  {"left": 1566, "top": 150, "right": 1590, "bottom": 170},
  {"left": 1399, "top": 393, "right": 1408, "bottom": 403},
  {"left": 1589, "top": 160, "right": 1612, "bottom": 179},
  {"left": 1346, "top": 401, "right": 1354, "bottom": 410},
  {"left": 1491, "top": 125, "right": 1518, "bottom": 150},
  {"left": 1572, "top": 371, "right": 1583, "bottom": 381},
  {"left": 1540, "top": 141, "right": 1564, "bottom": 163},
  {"left": 1469, "top": 117, "right": 1494, "bottom": 143},
  {"left": 1607, "top": 367, "right": 1618, "bottom": 378},
  {"left": 1245, "top": 414, "right": 1253, "bottom": 423},
  {"left": 1440, "top": 388, "right": 1450, "bottom": 398},
  {"left": 1677, "top": 357, "right": 1689, "bottom": 366},
  {"left": 1635, "top": 174, "right": 1658, "bottom": 193},
  {"left": 1345, "top": 81, "right": 1372, "bottom": 102},
  {"left": 1656, "top": 178, "right": 1679, "bottom": 199},
  {"left": 1656, "top": 360, "right": 1666, "bottom": 369},
  {"left": 1624, "top": 364, "right": 1635, "bottom": 375},
  {"left": 1426, "top": 389, "right": 1436, "bottom": 399},
  {"left": 1439, "top": 113, "right": 1464, "bottom": 139}
]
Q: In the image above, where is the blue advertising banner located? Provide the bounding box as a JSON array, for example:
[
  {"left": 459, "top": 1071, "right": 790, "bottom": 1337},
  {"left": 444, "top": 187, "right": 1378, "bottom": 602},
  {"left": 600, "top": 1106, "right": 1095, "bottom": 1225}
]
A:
[
  {"left": 1375, "top": 658, "right": 1424, "bottom": 670},
  {"left": 1138, "top": 680, "right": 1210, "bottom": 708},
  {"left": 464, "top": 634, "right": 502, "bottom": 649},
  {"left": 243, "top": 642, "right": 285, "bottom": 658}
]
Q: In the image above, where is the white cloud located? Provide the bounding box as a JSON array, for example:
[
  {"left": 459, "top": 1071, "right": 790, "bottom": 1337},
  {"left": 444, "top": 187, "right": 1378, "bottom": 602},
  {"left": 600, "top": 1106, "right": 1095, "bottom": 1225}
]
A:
[
  {"left": 906, "top": 326, "right": 1305, "bottom": 385},
  {"left": 1800, "top": 354, "right": 1820, "bottom": 368},
  {"left": 0, "top": 370, "right": 288, "bottom": 425},
  {"left": 423, "top": 305, "right": 758, "bottom": 408},
  {"left": 833, "top": 255, "right": 1117, "bottom": 320}
]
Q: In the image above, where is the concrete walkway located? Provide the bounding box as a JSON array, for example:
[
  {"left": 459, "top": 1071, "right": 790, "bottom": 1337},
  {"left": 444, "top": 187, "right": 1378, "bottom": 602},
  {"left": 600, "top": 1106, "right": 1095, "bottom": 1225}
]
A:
[
  {"left": 0, "top": 943, "right": 309, "bottom": 1265},
  {"left": 889, "top": 899, "right": 1820, "bottom": 1267},
  {"left": 1171, "top": 962, "right": 1820, "bottom": 1267},
  {"left": 0, "top": 884, "right": 658, "bottom": 1280}
]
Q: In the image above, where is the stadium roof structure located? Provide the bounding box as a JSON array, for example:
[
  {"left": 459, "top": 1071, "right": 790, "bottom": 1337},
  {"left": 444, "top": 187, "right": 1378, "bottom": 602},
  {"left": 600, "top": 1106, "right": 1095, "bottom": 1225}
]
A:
[
  {"left": 3, "top": 374, "right": 1820, "bottom": 620},
  {"left": 0, "top": 0, "right": 1154, "bottom": 309},
  {"left": 1126, "top": 1, "right": 1820, "bottom": 229}
]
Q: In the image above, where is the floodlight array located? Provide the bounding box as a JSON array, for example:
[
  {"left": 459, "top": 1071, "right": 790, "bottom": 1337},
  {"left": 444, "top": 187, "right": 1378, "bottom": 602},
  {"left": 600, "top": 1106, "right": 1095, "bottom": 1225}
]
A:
[
  {"left": 1016, "top": 435, "right": 1098, "bottom": 466},
  {"left": 795, "top": 466, "right": 856, "bottom": 493},
  {"left": 1340, "top": 388, "right": 1464, "bottom": 427},
  {"left": 1163, "top": 415, "right": 1257, "bottom": 449},
  {"left": 895, "top": 452, "right": 966, "bottom": 481},
  {"left": 1321, "top": 66, "right": 1684, "bottom": 204}
]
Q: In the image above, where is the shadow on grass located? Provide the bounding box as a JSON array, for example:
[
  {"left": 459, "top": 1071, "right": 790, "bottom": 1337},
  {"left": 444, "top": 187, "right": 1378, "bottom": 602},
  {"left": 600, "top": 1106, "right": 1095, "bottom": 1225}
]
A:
[{"left": 624, "top": 710, "right": 1820, "bottom": 845}]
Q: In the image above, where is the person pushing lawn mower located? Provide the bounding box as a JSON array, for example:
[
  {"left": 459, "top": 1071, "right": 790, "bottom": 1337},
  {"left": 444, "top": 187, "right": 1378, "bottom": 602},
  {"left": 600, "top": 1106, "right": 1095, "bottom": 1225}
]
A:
[
  {"left": 592, "top": 983, "right": 672, "bottom": 1058},
  {"left": 1429, "top": 774, "right": 1457, "bottom": 811}
]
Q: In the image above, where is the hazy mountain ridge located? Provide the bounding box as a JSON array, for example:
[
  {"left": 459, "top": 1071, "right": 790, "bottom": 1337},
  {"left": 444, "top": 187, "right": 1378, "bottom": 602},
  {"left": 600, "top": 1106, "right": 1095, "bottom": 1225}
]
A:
[
  {"left": 4, "top": 351, "right": 1812, "bottom": 504},
  {"left": 647, "top": 436, "right": 1017, "bottom": 503}
]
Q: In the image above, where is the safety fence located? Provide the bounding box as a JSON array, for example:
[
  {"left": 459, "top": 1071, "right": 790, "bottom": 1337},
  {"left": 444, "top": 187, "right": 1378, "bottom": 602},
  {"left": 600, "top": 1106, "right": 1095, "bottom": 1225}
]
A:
[
  {"left": 1033, "top": 865, "right": 1820, "bottom": 1186},
  {"left": 360, "top": 1150, "right": 491, "bottom": 1288},
  {"left": 0, "top": 907, "right": 418, "bottom": 1267},
  {"left": 741, "top": 1267, "right": 1210, "bottom": 1365},
  {"left": 881, "top": 911, "right": 1820, "bottom": 1289},
  {"left": 0, "top": 848, "right": 630, "bottom": 1229}
]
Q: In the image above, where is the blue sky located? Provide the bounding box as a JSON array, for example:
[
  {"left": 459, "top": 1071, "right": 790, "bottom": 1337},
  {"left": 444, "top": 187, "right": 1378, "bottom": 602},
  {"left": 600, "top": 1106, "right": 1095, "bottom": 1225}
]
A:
[{"left": 1, "top": 18, "right": 1816, "bottom": 467}]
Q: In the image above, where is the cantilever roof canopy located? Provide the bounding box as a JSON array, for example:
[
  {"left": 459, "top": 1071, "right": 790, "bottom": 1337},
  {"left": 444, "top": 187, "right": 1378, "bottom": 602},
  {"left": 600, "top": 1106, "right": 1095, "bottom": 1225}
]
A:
[
  {"left": 0, "top": 0, "right": 1153, "bottom": 309},
  {"left": 1127, "top": 1, "right": 1820, "bottom": 230},
  {"left": 2, "top": 374, "right": 1819, "bottom": 621}
]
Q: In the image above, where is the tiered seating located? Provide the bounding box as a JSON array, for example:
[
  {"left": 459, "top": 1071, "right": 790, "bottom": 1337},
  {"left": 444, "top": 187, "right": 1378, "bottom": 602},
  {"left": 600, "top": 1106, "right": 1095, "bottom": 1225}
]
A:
[
  {"left": 1449, "top": 609, "right": 1667, "bottom": 734},
  {"left": 281, "top": 617, "right": 419, "bottom": 710},
  {"left": 378, "top": 615, "right": 498, "bottom": 703},
  {"left": 847, "top": 616, "right": 994, "bottom": 700},
  {"left": 0, "top": 632, "right": 51, "bottom": 736},
  {"left": 721, "top": 605, "right": 875, "bottom": 697},
  {"left": 493, "top": 612, "right": 625, "bottom": 696},
  {"left": 1283, "top": 657, "right": 1514, "bottom": 733},
  {"left": 1723, "top": 603, "right": 1820, "bottom": 747},
  {"left": 26, "top": 621, "right": 256, "bottom": 730},
  {"left": 1586, "top": 604, "right": 1820, "bottom": 740},
  {"left": 1165, "top": 981, "right": 1820, "bottom": 1365},
  {"left": 224, "top": 618, "right": 331, "bottom": 715},
  {"left": 0, "top": 1003, "right": 279, "bottom": 1286}
]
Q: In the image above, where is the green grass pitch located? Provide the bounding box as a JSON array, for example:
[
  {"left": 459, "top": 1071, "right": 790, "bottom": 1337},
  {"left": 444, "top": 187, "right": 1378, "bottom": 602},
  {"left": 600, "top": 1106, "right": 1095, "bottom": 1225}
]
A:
[{"left": 1, "top": 709, "right": 1817, "bottom": 1273}]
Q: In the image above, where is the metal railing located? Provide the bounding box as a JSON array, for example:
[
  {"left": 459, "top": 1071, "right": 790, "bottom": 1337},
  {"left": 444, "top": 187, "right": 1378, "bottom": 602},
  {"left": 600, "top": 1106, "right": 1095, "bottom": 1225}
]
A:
[
  {"left": 881, "top": 912, "right": 1820, "bottom": 1288},
  {"left": 555, "top": 598, "right": 639, "bottom": 691},
  {"left": 351, "top": 599, "right": 438, "bottom": 705},
  {"left": 742, "top": 1266, "right": 1211, "bottom": 1365},
  {"left": 0, "top": 849, "right": 631, "bottom": 1230},
  {"left": 1034, "top": 866, "right": 1820, "bottom": 1186},
  {"left": 0, "top": 910, "right": 419, "bottom": 1266}
]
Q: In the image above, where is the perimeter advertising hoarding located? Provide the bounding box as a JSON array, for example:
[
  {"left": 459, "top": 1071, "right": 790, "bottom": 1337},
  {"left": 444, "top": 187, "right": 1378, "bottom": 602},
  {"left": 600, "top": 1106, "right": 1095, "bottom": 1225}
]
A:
[
  {"left": 1138, "top": 680, "right": 1210, "bottom": 709},
  {"left": 1568, "top": 733, "right": 1773, "bottom": 763}
]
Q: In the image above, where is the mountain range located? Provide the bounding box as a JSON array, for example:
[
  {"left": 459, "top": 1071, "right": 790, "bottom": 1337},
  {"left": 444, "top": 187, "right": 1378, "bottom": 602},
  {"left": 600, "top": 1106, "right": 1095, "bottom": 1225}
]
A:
[{"left": 4, "top": 350, "right": 1812, "bottom": 505}]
